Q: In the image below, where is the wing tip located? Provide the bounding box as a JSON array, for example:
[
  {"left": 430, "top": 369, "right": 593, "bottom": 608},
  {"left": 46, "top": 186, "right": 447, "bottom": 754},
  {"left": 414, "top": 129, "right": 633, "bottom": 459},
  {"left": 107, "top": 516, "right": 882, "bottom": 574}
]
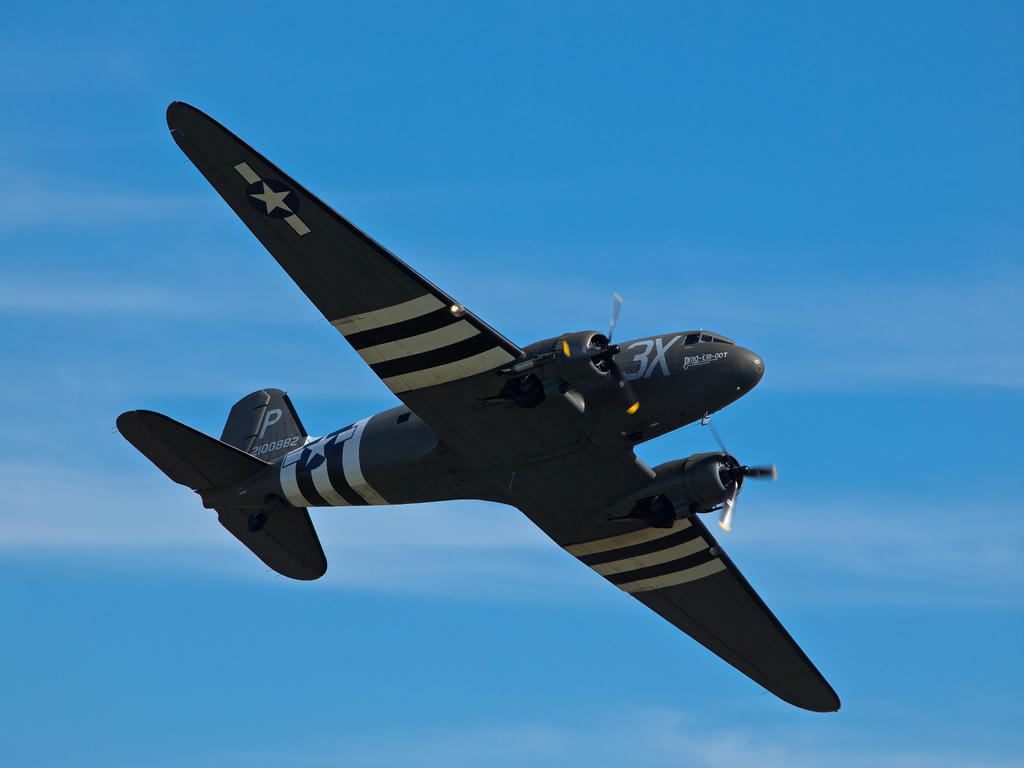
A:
[
  {"left": 783, "top": 682, "right": 841, "bottom": 713},
  {"left": 166, "top": 100, "right": 207, "bottom": 131}
]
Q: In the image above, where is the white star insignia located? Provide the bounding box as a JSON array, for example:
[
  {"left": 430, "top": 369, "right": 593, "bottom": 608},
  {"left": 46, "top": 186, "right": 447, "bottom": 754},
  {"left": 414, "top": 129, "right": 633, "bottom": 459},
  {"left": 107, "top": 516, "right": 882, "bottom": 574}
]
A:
[
  {"left": 249, "top": 182, "right": 293, "bottom": 215},
  {"left": 305, "top": 434, "right": 335, "bottom": 467}
]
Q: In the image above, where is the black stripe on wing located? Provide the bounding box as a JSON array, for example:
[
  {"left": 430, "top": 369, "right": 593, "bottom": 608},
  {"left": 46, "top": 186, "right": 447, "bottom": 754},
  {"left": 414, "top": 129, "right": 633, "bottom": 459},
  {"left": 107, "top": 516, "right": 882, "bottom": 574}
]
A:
[
  {"left": 604, "top": 547, "right": 718, "bottom": 585},
  {"left": 578, "top": 525, "right": 703, "bottom": 566},
  {"left": 345, "top": 308, "right": 463, "bottom": 350},
  {"left": 368, "top": 334, "right": 498, "bottom": 379}
]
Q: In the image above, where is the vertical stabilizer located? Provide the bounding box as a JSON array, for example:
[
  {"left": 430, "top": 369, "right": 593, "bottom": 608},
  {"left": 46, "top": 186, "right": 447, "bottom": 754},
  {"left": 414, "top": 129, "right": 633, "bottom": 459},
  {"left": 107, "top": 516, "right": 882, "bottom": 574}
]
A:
[{"left": 221, "top": 388, "right": 308, "bottom": 461}]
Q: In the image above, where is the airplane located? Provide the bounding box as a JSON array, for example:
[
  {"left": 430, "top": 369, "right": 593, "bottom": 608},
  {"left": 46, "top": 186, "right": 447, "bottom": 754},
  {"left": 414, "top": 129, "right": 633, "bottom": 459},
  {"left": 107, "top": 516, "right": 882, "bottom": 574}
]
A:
[{"left": 117, "top": 102, "right": 840, "bottom": 713}]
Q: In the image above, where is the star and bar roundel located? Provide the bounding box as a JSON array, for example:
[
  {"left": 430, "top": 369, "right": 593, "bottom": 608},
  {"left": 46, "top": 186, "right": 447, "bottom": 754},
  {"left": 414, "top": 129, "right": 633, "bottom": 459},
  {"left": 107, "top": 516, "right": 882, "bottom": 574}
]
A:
[
  {"left": 233, "top": 161, "right": 311, "bottom": 236},
  {"left": 246, "top": 178, "right": 299, "bottom": 219}
]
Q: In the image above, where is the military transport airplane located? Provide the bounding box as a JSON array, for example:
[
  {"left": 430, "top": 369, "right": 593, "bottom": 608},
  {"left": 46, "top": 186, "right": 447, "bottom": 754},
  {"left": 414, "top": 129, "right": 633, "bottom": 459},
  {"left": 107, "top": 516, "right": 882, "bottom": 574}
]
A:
[{"left": 118, "top": 102, "right": 840, "bottom": 712}]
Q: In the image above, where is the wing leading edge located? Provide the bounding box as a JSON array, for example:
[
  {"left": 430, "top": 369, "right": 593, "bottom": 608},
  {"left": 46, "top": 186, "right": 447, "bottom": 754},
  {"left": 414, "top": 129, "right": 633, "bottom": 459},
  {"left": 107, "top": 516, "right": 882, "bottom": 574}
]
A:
[{"left": 557, "top": 512, "right": 840, "bottom": 712}]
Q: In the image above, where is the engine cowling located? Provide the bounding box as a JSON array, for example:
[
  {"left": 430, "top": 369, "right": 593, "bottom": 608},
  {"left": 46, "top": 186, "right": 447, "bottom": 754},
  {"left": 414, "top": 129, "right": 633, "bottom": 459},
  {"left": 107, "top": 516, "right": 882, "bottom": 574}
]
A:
[
  {"left": 642, "top": 452, "right": 741, "bottom": 512},
  {"left": 614, "top": 452, "right": 773, "bottom": 530},
  {"left": 552, "top": 331, "right": 610, "bottom": 388},
  {"left": 676, "top": 452, "right": 737, "bottom": 508}
]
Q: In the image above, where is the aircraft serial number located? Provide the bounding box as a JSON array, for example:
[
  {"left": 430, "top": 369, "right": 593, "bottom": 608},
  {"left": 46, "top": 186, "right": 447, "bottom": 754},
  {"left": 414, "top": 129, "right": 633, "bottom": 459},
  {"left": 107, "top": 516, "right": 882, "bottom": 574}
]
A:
[{"left": 249, "top": 435, "right": 302, "bottom": 456}]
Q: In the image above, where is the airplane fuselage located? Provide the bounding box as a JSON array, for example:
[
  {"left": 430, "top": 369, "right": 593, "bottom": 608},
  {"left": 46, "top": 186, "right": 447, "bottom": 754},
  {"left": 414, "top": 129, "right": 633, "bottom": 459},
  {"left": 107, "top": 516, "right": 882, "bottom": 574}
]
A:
[{"left": 204, "top": 332, "right": 763, "bottom": 512}]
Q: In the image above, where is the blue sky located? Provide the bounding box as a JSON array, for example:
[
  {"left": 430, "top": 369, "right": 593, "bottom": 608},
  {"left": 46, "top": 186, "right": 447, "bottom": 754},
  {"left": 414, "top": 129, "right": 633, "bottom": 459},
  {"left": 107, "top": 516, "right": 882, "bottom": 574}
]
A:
[{"left": 1, "top": 1, "right": 1021, "bottom": 765}]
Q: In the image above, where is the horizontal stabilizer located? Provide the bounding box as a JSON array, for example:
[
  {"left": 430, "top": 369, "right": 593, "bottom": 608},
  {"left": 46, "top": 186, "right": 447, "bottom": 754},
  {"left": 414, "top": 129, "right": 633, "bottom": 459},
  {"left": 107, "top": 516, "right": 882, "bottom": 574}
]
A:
[
  {"left": 216, "top": 505, "right": 327, "bottom": 580},
  {"left": 117, "top": 410, "right": 268, "bottom": 491}
]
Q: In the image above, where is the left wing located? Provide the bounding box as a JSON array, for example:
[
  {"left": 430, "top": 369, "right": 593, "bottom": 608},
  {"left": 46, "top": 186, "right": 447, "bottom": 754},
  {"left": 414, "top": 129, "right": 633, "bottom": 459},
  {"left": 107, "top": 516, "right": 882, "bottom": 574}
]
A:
[
  {"left": 166, "top": 102, "right": 651, "bottom": 483},
  {"left": 167, "top": 102, "right": 521, "bottom": 397},
  {"left": 518, "top": 493, "right": 841, "bottom": 712}
]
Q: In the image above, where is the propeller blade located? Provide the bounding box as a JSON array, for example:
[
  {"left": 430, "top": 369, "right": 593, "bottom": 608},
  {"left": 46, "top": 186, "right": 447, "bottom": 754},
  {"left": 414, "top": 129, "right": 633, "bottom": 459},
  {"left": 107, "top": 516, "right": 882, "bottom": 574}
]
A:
[
  {"left": 607, "top": 359, "right": 639, "bottom": 415},
  {"left": 708, "top": 420, "right": 728, "bottom": 453},
  {"left": 608, "top": 293, "right": 623, "bottom": 342},
  {"left": 718, "top": 487, "right": 737, "bottom": 532},
  {"left": 744, "top": 464, "right": 778, "bottom": 480}
]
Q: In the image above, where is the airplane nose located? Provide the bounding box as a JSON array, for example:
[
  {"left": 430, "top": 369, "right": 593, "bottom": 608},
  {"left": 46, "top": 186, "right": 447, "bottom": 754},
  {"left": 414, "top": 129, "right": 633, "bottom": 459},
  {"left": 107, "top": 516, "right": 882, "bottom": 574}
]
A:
[{"left": 734, "top": 347, "right": 764, "bottom": 392}]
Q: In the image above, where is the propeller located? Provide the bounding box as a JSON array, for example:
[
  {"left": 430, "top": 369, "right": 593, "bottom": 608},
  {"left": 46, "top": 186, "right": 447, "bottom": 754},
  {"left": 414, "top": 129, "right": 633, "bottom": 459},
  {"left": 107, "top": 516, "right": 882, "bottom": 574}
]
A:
[
  {"left": 588, "top": 293, "right": 639, "bottom": 415},
  {"left": 706, "top": 421, "right": 776, "bottom": 531}
]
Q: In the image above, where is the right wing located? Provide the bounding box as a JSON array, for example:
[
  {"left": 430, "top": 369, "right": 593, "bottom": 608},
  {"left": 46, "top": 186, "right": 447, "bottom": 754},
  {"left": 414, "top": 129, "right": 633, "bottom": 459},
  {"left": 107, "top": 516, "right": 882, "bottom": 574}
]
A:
[{"left": 520, "top": 494, "right": 840, "bottom": 712}]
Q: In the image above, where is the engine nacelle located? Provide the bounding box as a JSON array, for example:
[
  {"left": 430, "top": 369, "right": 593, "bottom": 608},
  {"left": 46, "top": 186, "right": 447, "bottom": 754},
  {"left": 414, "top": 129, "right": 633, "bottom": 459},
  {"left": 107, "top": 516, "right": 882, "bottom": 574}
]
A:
[
  {"left": 644, "top": 452, "right": 739, "bottom": 512},
  {"left": 552, "top": 330, "right": 609, "bottom": 388},
  {"left": 677, "top": 452, "right": 734, "bottom": 507},
  {"left": 607, "top": 452, "right": 744, "bottom": 527}
]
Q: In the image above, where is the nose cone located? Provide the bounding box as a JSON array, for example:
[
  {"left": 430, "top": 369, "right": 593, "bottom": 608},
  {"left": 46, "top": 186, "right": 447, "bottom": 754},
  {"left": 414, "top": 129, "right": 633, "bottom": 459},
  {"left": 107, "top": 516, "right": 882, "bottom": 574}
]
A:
[{"left": 734, "top": 347, "right": 765, "bottom": 393}]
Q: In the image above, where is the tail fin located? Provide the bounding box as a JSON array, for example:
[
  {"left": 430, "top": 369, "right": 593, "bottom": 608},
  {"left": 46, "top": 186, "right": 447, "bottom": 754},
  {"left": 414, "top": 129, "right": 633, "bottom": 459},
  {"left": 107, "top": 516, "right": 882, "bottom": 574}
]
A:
[
  {"left": 117, "top": 408, "right": 327, "bottom": 581},
  {"left": 117, "top": 410, "right": 268, "bottom": 491},
  {"left": 221, "top": 388, "right": 307, "bottom": 462}
]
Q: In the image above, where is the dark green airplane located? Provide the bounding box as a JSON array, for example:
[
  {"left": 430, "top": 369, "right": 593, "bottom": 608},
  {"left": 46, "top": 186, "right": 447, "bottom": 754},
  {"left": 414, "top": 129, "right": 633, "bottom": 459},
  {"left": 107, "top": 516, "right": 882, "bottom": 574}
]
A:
[{"left": 118, "top": 102, "right": 839, "bottom": 713}]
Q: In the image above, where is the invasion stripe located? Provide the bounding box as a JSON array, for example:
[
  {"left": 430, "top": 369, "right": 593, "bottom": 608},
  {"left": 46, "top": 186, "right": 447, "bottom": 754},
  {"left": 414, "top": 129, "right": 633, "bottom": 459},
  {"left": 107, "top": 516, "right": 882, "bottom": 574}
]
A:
[
  {"left": 605, "top": 547, "right": 718, "bottom": 586},
  {"left": 325, "top": 430, "right": 368, "bottom": 506},
  {"left": 280, "top": 454, "right": 312, "bottom": 507},
  {"left": 357, "top": 321, "right": 481, "bottom": 365},
  {"left": 342, "top": 418, "right": 388, "bottom": 505},
  {"left": 332, "top": 295, "right": 444, "bottom": 335},
  {"left": 564, "top": 521, "right": 690, "bottom": 557},
  {"left": 381, "top": 347, "right": 515, "bottom": 393},
  {"left": 295, "top": 451, "right": 330, "bottom": 508},
  {"left": 578, "top": 525, "right": 702, "bottom": 566},
  {"left": 590, "top": 537, "right": 710, "bottom": 576},
  {"left": 369, "top": 334, "right": 497, "bottom": 380},
  {"left": 617, "top": 559, "right": 726, "bottom": 593},
  {"left": 311, "top": 431, "right": 352, "bottom": 506},
  {"left": 345, "top": 307, "right": 462, "bottom": 350}
]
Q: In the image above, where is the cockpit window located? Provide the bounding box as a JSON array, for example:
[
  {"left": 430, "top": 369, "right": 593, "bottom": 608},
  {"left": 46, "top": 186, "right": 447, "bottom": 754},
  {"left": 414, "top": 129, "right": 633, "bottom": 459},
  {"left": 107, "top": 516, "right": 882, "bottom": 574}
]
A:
[
  {"left": 700, "top": 334, "right": 712, "bottom": 342},
  {"left": 684, "top": 333, "right": 699, "bottom": 345},
  {"left": 711, "top": 337, "right": 733, "bottom": 344}
]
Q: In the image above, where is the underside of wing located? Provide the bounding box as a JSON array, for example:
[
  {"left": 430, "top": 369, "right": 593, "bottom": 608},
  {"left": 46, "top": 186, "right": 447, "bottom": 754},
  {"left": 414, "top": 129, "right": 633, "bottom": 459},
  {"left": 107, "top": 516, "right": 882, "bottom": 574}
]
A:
[
  {"left": 546, "top": 510, "right": 840, "bottom": 711},
  {"left": 166, "top": 102, "right": 521, "bottom": 399}
]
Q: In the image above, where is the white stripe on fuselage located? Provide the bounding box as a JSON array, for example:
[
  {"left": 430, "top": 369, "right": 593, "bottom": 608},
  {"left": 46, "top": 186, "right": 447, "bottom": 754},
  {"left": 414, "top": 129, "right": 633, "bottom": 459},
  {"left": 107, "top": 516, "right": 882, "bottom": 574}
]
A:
[
  {"left": 279, "top": 449, "right": 312, "bottom": 507},
  {"left": 342, "top": 417, "right": 388, "bottom": 505},
  {"left": 311, "top": 429, "right": 354, "bottom": 506}
]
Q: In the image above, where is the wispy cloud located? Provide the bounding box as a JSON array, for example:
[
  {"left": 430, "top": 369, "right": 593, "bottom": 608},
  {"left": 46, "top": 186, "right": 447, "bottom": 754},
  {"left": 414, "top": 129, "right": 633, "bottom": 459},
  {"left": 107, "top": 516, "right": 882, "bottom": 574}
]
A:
[
  {"left": 170, "top": 707, "right": 1024, "bottom": 768},
  {"left": 728, "top": 499, "right": 1024, "bottom": 607},
  {"left": 2, "top": 462, "right": 1019, "bottom": 607},
  {"left": 0, "top": 168, "right": 203, "bottom": 228},
  {"left": 0, "top": 462, "right": 587, "bottom": 600},
  {"left": 0, "top": 278, "right": 186, "bottom": 315}
]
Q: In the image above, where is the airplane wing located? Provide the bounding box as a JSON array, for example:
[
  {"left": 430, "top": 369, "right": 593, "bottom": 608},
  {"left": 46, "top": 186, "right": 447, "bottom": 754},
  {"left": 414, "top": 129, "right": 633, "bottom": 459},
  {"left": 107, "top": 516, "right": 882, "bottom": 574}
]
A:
[
  {"left": 166, "top": 102, "right": 655, "bottom": 491},
  {"left": 167, "top": 103, "right": 835, "bottom": 709},
  {"left": 519, "top": 495, "right": 841, "bottom": 712},
  {"left": 166, "top": 102, "right": 521, "bottom": 397}
]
